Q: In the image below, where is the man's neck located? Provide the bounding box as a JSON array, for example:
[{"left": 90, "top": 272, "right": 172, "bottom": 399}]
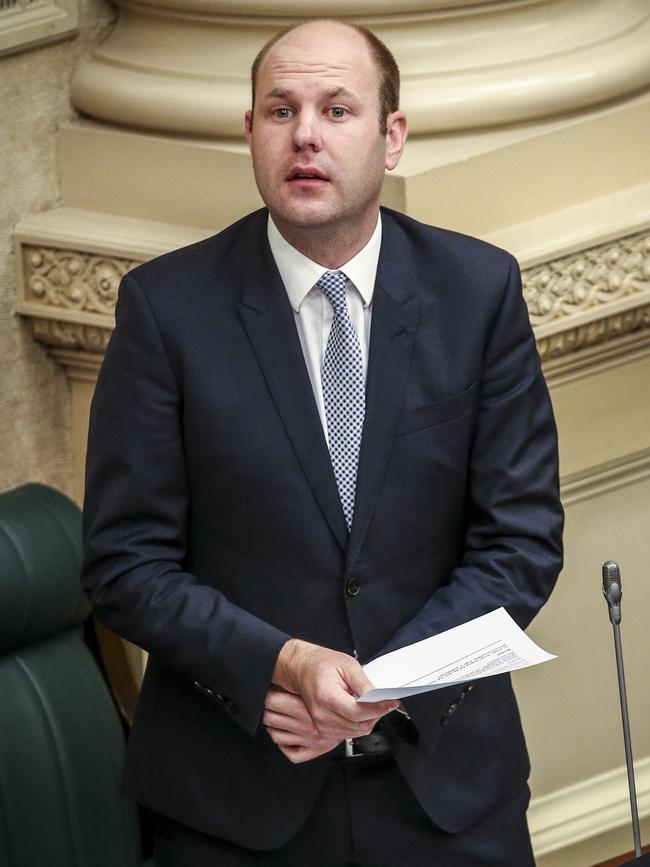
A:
[{"left": 271, "top": 210, "right": 380, "bottom": 269}]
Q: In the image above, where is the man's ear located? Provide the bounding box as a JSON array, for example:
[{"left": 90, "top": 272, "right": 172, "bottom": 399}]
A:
[
  {"left": 384, "top": 111, "right": 408, "bottom": 171},
  {"left": 244, "top": 110, "right": 253, "bottom": 150}
]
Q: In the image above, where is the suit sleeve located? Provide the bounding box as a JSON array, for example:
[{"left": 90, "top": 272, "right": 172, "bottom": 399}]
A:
[
  {"left": 81, "top": 272, "right": 290, "bottom": 737},
  {"left": 375, "top": 255, "right": 564, "bottom": 661}
]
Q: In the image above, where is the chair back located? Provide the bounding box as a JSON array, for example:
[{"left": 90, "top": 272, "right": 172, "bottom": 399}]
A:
[{"left": 0, "top": 483, "right": 143, "bottom": 867}]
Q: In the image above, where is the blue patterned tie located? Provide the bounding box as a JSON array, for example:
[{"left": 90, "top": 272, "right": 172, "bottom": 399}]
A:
[{"left": 319, "top": 270, "right": 365, "bottom": 530}]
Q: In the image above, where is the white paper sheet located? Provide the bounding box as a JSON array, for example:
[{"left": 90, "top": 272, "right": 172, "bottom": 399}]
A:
[{"left": 358, "top": 607, "right": 555, "bottom": 702}]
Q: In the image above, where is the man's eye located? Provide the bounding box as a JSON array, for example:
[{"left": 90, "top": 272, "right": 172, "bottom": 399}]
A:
[
  {"left": 329, "top": 107, "right": 347, "bottom": 118},
  {"left": 272, "top": 108, "right": 292, "bottom": 119}
]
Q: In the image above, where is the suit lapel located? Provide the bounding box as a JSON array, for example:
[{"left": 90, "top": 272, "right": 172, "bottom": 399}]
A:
[
  {"left": 238, "top": 215, "right": 349, "bottom": 550},
  {"left": 346, "top": 215, "right": 420, "bottom": 570},
  {"left": 237, "top": 211, "right": 421, "bottom": 558}
]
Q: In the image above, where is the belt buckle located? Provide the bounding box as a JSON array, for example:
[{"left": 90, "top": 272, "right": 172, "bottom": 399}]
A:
[{"left": 344, "top": 737, "right": 362, "bottom": 758}]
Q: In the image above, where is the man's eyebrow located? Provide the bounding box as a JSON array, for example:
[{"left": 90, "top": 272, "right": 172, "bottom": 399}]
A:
[
  {"left": 263, "top": 87, "right": 293, "bottom": 100},
  {"left": 261, "top": 86, "right": 361, "bottom": 102},
  {"left": 324, "top": 86, "right": 359, "bottom": 101}
]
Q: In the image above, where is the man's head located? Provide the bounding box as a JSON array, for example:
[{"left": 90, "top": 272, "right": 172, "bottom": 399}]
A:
[
  {"left": 244, "top": 20, "right": 407, "bottom": 255},
  {"left": 251, "top": 21, "right": 401, "bottom": 136}
]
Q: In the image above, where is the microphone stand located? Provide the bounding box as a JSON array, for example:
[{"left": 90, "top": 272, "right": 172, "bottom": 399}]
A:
[{"left": 601, "top": 560, "right": 650, "bottom": 864}]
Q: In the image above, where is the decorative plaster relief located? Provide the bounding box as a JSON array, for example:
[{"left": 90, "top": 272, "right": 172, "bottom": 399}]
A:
[
  {"left": 20, "top": 229, "right": 650, "bottom": 361},
  {"left": 0, "top": 0, "right": 78, "bottom": 58},
  {"left": 21, "top": 246, "right": 140, "bottom": 352},
  {"left": 24, "top": 247, "right": 139, "bottom": 317},
  {"left": 30, "top": 318, "right": 113, "bottom": 353},
  {"left": 522, "top": 230, "right": 650, "bottom": 360},
  {"left": 535, "top": 305, "right": 650, "bottom": 363},
  {"left": 524, "top": 232, "right": 650, "bottom": 324}
]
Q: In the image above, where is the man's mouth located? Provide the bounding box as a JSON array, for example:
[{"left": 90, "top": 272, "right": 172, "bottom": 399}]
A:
[{"left": 286, "top": 168, "right": 329, "bottom": 183}]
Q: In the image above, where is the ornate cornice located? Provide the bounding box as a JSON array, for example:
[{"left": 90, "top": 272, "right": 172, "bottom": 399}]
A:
[
  {"left": 19, "top": 245, "right": 142, "bottom": 352},
  {"left": 17, "top": 228, "right": 650, "bottom": 362},
  {"left": 535, "top": 305, "right": 650, "bottom": 364},
  {"left": 24, "top": 246, "right": 140, "bottom": 318},
  {"left": 523, "top": 230, "right": 650, "bottom": 361},
  {"left": 30, "top": 318, "right": 114, "bottom": 353}
]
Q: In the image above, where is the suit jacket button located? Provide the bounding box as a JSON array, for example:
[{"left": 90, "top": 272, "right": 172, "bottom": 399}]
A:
[
  {"left": 224, "top": 699, "right": 237, "bottom": 715},
  {"left": 346, "top": 577, "right": 361, "bottom": 597},
  {"left": 447, "top": 702, "right": 458, "bottom": 715},
  {"left": 193, "top": 681, "right": 214, "bottom": 699}
]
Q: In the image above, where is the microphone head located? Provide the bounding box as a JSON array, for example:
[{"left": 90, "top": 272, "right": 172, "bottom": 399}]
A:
[
  {"left": 602, "top": 560, "right": 621, "bottom": 594},
  {"left": 602, "top": 560, "right": 622, "bottom": 624}
]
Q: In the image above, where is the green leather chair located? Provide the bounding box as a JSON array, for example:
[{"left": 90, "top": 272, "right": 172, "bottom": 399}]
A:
[{"left": 0, "top": 483, "right": 149, "bottom": 867}]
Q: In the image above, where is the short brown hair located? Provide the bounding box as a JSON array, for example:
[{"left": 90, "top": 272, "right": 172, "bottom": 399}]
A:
[{"left": 250, "top": 20, "right": 400, "bottom": 135}]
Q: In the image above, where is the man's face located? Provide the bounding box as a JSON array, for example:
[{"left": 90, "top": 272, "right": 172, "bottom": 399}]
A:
[{"left": 245, "top": 22, "right": 406, "bottom": 237}]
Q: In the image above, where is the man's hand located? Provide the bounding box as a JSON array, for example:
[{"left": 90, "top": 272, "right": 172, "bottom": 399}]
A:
[
  {"left": 264, "top": 639, "right": 399, "bottom": 763},
  {"left": 263, "top": 686, "right": 341, "bottom": 763}
]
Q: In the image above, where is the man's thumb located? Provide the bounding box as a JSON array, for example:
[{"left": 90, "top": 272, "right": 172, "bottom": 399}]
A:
[{"left": 344, "top": 660, "right": 374, "bottom": 698}]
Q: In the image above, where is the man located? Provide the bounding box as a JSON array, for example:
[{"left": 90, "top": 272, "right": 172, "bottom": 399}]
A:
[{"left": 82, "top": 18, "right": 564, "bottom": 866}]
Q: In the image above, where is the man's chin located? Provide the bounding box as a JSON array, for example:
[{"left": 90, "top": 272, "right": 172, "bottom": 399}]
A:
[{"left": 271, "top": 203, "right": 344, "bottom": 232}]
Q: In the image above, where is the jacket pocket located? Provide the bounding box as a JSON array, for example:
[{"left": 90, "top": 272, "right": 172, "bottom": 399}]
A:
[{"left": 397, "top": 382, "right": 477, "bottom": 436}]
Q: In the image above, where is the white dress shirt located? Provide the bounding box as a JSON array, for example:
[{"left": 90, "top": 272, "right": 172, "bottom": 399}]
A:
[
  {"left": 267, "top": 214, "right": 382, "bottom": 444},
  {"left": 267, "top": 213, "right": 415, "bottom": 699}
]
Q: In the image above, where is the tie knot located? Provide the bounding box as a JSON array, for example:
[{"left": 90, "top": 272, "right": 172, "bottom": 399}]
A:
[{"left": 318, "top": 271, "right": 348, "bottom": 313}]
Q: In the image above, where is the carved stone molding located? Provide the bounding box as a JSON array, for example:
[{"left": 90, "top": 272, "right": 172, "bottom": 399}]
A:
[
  {"left": 523, "top": 230, "right": 650, "bottom": 361},
  {"left": 13, "top": 232, "right": 650, "bottom": 360},
  {"left": 30, "top": 318, "right": 115, "bottom": 353},
  {"left": 524, "top": 231, "right": 650, "bottom": 326},
  {"left": 536, "top": 305, "right": 650, "bottom": 364},
  {"left": 16, "top": 221, "right": 650, "bottom": 365},
  {"left": 24, "top": 246, "right": 140, "bottom": 317},
  {"left": 19, "top": 245, "right": 142, "bottom": 354}
]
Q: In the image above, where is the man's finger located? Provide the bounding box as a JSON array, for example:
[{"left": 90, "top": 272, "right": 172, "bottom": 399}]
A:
[
  {"left": 264, "top": 686, "right": 316, "bottom": 729},
  {"left": 277, "top": 745, "right": 324, "bottom": 764},
  {"left": 310, "top": 689, "right": 399, "bottom": 731},
  {"left": 265, "top": 687, "right": 310, "bottom": 715},
  {"left": 354, "top": 699, "right": 401, "bottom": 720},
  {"left": 266, "top": 727, "right": 326, "bottom": 748},
  {"left": 262, "top": 709, "right": 317, "bottom": 735},
  {"left": 264, "top": 694, "right": 314, "bottom": 723},
  {"left": 273, "top": 738, "right": 342, "bottom": 764},
  {"left": 275, "top": 687, "right": 381, "bottom": 738}
]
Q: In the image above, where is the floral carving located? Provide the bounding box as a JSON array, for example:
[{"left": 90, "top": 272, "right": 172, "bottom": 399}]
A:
[
  {"left": 18, "top": 232, "right": 650, "bottom": 361},
  {"left": 23, "top": 247, "right": 140, "bottom": 315},
  {"left": 522, "top": 231, "right": 650, "bottom": 325},
  {"left": 536, "top": 304, "right": 650, "bottom": 361},
  {"left": 31, "top": 318, "right": 112, "bottom": 353}
]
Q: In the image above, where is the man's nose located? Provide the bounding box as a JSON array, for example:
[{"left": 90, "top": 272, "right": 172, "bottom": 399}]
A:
[{"left": 293, "top": 112, "right": 322, "bottom": 152}]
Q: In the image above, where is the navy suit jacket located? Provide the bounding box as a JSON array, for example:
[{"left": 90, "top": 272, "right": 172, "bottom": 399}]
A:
[{"left": 82, "top": 207, "right": 563, "bottom": 849}]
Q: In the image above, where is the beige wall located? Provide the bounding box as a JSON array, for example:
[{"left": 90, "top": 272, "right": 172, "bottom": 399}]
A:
[
  {"left": 0, "top": 0, "right": 115, "bottom": 497},
  {"left": 524, "top": 355, "right": 650, "bottom": 865}
]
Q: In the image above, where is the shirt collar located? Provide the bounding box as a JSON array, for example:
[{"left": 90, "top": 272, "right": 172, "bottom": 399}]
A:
[{"left": 267, "top": 213, "right": 382, "bottom": 312}]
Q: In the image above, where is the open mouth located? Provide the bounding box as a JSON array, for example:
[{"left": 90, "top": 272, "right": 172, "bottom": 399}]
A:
[{"left": 287, "top": 169, "right": 329, "bottom": 183}]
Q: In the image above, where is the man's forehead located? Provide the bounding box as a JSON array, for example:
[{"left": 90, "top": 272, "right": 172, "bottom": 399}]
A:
[
  {"left": 261, "top": 60, "right": 361, "bottom": 90},
  {"left": 258, "top": 23, "right": 375, "bottom": 84}
]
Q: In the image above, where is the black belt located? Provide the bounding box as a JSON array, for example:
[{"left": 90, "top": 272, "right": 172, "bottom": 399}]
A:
[{"left": 332, "top": 730, "right": 391, "bottom": 759}]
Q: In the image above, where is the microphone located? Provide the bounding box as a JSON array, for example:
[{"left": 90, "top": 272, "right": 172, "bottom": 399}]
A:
[
  {"left": 602, "top": 560, "right": 622, "bottom": 625},
  {"left": 601, "top": 561, "right": 650, "bottom": 863}
]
